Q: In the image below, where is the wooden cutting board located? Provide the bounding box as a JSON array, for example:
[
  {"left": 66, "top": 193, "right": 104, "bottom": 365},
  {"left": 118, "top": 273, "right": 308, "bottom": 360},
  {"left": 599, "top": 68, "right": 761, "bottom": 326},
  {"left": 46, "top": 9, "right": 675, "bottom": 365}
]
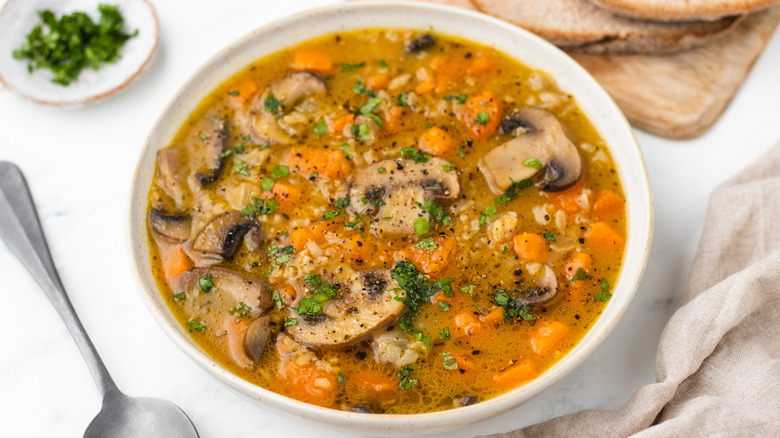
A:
[{"left": 570, "top": 6, "right": 780, "bottom": 139}]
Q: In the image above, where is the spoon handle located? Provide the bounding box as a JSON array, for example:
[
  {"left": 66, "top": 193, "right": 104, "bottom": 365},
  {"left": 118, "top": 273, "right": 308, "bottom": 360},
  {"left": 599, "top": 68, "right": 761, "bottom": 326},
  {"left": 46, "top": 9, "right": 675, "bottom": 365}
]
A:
[{"left": 0, "top": 161, "right": 117, "bottom": 396}]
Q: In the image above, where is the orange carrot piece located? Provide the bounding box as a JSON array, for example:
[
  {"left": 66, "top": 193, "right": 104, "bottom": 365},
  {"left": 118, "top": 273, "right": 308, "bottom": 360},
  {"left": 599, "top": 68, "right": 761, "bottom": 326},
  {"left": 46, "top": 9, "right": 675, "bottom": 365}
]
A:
[
  {"left": 261, "top": 181, "right": 302, "bottom": 212},
  {"left": 467, "top": 56, "right": 494, "bottom": 77},
  {"left": 384, "top": 106, "right": 404, "bottom": 134},
  {"left": 231, "top": 78, "right": 259, "bottom": 106},
  {"left": 585, "top": 222, "right": 625, "bottom": 255},
  {"left": 449, "top": 352, "right": 478, "bottom": 375},
  {"left": 329, "top": 114, "right": 355, "bottom": 135},
  {"left": 162, "top": 246, "right": 193, "bottom": 279},
  {"left": 280, "top": 362, "right": 338, "bottom": 407},
  {"left": 549, "top": 179, "right": 584, "bottom": 214},
  {"left": 339, "top": 235, "right": 377, "bottom": 267},
  {"left": 418, "top": 127, "right": 455, "bottom": 157},
  {"left": 290, "top": 49, "right": 332, "bottom": 73},
  {"left": 479, "top": 307, "right": 504, "bottom": 327},
  {"left": 289, "top": 218, "right": 343, "bottom": 251},
  {"left": 530, "top": 321, "right": 571, "bottom": 355},
  {"left": 592, "top": 190, "right": 625, "bottom": 221},
  {"left": 493, "top": 358, "right": 537, "bottom": 387},
  {"left": 288, "top": 148, "right": 353, "bottom": 180},
  {"left": 429, "top": 56, "right": 461, "bottom": 93},
  {"left": 403, "top": 236, "right": 454, "bottom": 276},
  {"left": 350, "top": 370, "right": 399, "bottom": 397},
  {"left": 415, "top": 67, "right": 436, "bottom": 94},
  {"left": 513, "top": 232, "right": 548, "bottom": 263},
  {"left": 366, "top": 74, "right": 391, "bottom": 90},
  {"left": 454, "top": 311, "right": 483, "bottom": 336},
  {"left": 565, "top": 251, "right": 593, "bottom": 280},
  {"left": 462, "top": 91, "right": 502, "bottom": 141},
  {"left": 280, "top": 285, "right": 297, "bottom": 304}
]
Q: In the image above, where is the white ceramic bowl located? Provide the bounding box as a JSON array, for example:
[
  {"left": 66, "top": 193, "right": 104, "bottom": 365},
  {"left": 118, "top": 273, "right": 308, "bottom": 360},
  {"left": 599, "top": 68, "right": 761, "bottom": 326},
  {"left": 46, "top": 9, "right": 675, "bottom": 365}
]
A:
[{"left": 127, "top": 2, "right": 653, "bottom": 435}]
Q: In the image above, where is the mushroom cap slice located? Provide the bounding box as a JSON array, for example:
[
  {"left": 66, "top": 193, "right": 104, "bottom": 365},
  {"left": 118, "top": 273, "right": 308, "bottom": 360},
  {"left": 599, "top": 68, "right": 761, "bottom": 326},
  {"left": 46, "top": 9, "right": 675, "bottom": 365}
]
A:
[
  {"left": 192, "top": 211, "right": 262, "bottom": 260},
  {"left": 285, "top": 270, "right": 405, "bottom": 349},
  {"left": 348, "top": 158, "right": 460, "bottom": 236},
  {"left": 243, "top": 316, "right": 271, "bottom": 362},
  {"left": 155, "top": 148, "right": 187, "bottom": 210},
  {"left": 194, "top": 117, "right": 229, "bottom": 186},
  {"left": 148, "top": 209, "right": 191, "bottom": 243},
  {"left": 479, "top": 107, "right": 582, "bottom": 194},
  {"left": 251, "top": 72, "right": 327, "bottom": 144},
  {"left": 518, "top": 264, "right": 558, "bottom": 307},
  {"left": 175, "top": 267, "right": 272, "bottom": 313}
]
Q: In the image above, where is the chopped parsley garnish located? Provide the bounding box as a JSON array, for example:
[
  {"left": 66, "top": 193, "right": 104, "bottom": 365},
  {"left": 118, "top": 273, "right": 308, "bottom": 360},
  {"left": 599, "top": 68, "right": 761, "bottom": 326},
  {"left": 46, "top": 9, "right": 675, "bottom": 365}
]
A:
[
  {"left": 297, "top": 297, "right": 322, "bottom": 316},
  {"left": 304, "top": 273, "right": 322, "bottom": 287},
  {"left": 186, "top": 320, "right": 206, "bottom": 332},
  {"left": 420, "top": 200, "right": 451, "bottom": 226},
  {"left": 397, "top": 365, "right": 418, "bottom": 390},
  {"left": 437, "top": 278, "right": 454, "bottom": 297},
  {"left": 377, "top": 167, "right": 386, "bottom": 173},
  {"left": 339, "top": 143, "right": 353, "bottom": 159},
  {"left": 323, "top": 211, "right": 345, "bottom": 220},
  {"left": 272, "top": 165, "right": 289, "bottom": 179},
  {"left": 12, "top": 5, "right": 138, "bottom": 86},
  {"left": 229, "top": 301, "right": 252, "bottom": 318},
  {"left": 438, "top": 301, "right": 451, "bottom": 312},
  {"left": 594, "top": 279, "right": 612, "bottom": 301},
  {"left": 260, "top": 141, "right": 271, "bottom": 150},
  {"left": 378, "top": 59, "right": 388, "bottom": 68},
  {"left": 272, "top": 291, "right": 285, "bottom": 310},
  {"left": 414, "top": 217, "right": 430, "bottom": 236},
  {"left": 337, "top": 372, "right": 347, "bottom": 387},
  {"left": 173, "top": 292, "right": 186, "bottom": 300},
  {"left": 228, "top": 89, "right": 240, "bottom": 96},
  {"left": 494, "top": 178, "right": 533, "bottom": 205},
  {"left": 439, "top": 327, "right": 451, "bottom": 339},
  {"left": 502, "top": 246, "right": 509, "bottom": 254},
  {"left": 494, "top": 289, "right": 535, "bottom": 321},
  {"left": 397, "top": 93, "right": 408, "bottom": 107},
  {"left": 523, "top": 157, "right": 542, "bottom": 169},
  {"left": 443, "top": 94, "right": 468, "bottom": 104},
  {"left": 478, "top": 204, "right": 497, "bottom": 227},
  {"left": 442, "top": 163, "right": 455, "bottom": 172},
  {"left": 296, "top": 275, "right": 339, "bottom": 317},
  {"left": 400, "top": 147, "right": 430, "bottom": 163},
  {"left": 283, "top": 318, "right": 298, "bottom": 326},
  {"left": 569, "top": 267, "right": 591, "bottom": 283},
  {"left": 242, "top": 134, "right": 252, "bottom": 142},
  {"left": 198, "top": 133, "right": 208, "bottom": 141},
  {"left": 264, "top": 94, "right": 283, "bottom": 114},
  {"left": 352, "top": 79, "right": 376, "bottom": 97},
  {"left": 341, "top": 61, "right": 365, "bottom": 72},
  {"left": 241, "top": 196, "right": 279, "bottom": 217},
  {"left": 543, "top": 231, "right": 556, "bottom": 242},
  {"left": 460, "top": 284, "right": 475, "bottom": 296},
  {"left": 312, "top": 121, "right": 328, "bottom": 139},
  {"left": 275, "top": 254, "right": 292, "bottom": 265},
  {"left": 475, "top": 111, "right": 490, "bottom": 125},
  {"left": 351, "top": 124, "right": 372, "bottom": 141},
  {"left": 359, "top": 97, "right": 387, "bottom": 126},
  {"left": 198, "top": 274, "right": 213, "bottom": 292},
  {"left": 220, "top": 144, "right": 246, "bottom": 158},
  {"left": 264, "top": 266, "right": 275, "bottom": 277},
  {"left": 334, "top": 197, "right": 351, "bottom": 208},
  {"left": 233, "top": 159, "right": 251, "bottom": 177},
  {"left": 391, "top": 260, "right": 440, "bottom": 312},
  {"left": 414, "top": 237, "right": 437, "bottom": 251},
  {"left": 261, "top": 177, "right": 275, "bottom": 191},
  {"left": 441, "top": 352, "right": 458, "bottom": 370}
]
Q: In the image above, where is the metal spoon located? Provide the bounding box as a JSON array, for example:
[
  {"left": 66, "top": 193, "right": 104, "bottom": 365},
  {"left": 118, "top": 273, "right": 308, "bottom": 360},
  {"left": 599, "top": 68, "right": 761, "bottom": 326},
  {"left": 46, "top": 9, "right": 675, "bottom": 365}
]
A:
[{"left": 0, "top": 161, "right": 199, "bottom": 438}]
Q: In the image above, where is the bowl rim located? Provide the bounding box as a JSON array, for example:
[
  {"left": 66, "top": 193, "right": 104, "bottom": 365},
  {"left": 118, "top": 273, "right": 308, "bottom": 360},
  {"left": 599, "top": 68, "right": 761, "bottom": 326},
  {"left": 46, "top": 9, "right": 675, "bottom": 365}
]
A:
[{"left": 126, "top": 1, "right": 653, "bottom": 434}]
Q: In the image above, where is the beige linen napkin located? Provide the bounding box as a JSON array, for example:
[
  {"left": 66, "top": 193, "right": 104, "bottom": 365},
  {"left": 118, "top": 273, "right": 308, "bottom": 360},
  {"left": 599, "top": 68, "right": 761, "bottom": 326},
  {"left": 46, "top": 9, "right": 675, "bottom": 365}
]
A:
[{"left": 482, "top": 144, "right": 780, "bottom": 437}]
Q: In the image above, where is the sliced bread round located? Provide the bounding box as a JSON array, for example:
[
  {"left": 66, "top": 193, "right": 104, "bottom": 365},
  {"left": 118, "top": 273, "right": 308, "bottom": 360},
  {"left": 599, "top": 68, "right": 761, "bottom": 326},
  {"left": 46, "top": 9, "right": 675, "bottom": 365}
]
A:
[
  {"left": 473, "top": 0, "right": 743, "bottom": 54},
  {"left": 590, "top": 0, "right": 780, "bottom": 21}
]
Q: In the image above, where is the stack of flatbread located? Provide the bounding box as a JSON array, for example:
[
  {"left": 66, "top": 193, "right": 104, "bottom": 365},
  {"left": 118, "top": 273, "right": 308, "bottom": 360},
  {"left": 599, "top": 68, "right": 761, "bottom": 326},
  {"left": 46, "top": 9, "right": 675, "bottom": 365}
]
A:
[{"left": 357, "top": 0, "right": 780, "bottom": 55}]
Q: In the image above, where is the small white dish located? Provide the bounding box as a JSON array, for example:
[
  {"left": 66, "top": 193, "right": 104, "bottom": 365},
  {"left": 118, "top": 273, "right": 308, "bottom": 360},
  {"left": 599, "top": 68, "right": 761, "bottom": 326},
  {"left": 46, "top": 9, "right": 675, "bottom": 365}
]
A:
[{"left": 0, "top": 0, "right": 158, "bottom": 108}]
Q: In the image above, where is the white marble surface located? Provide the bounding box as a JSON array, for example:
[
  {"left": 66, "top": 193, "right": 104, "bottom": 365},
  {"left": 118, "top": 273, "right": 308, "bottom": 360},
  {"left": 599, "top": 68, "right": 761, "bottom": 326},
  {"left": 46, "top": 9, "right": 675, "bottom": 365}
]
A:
[{"left": 0, "top": 1, "right": 779, "bottom": 436}]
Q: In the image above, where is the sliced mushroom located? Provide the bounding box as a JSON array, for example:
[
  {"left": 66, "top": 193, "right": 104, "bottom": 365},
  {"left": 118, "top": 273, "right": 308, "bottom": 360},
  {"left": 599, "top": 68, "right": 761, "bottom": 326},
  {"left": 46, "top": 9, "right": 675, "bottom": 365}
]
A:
[
  {"left": 192, "top": 211, "right": 262, "bottom": 260},
  {"left": 454, "top": 396, "right": 478, "bottom": 408},
  {"left": 195, "top": 117, "right": 229, "bottom": 186},
  {"left": 285, "top": 270, "right": 405, "bottom": 349},
  {"left": 479, "top": 107, "right": 582, "bottom": 194},
  {"left": 345, "top": 404, "right": 375, "bottom": 414},
  {"left": 348, "top": 158, "right": 460, "bottom": 236},
  {"left": 406, "top": 34, "right": 435, "bottom": 53},
  {"left": 175, "top": 267, "right": 272, "bottom": 312},
  {"left": 243, "top": 316, "right": 271, "bottom": 362},
  {"left": 518, "top": 264, "right": 558, "bottom": 307},
  {"left": 251, "top": 72, "right": 327, "bottom": 144},
  {"left": 148, "top": 209, "right": 191, "bottom": 243},
  {"left": 155, "top": 148, "right": 187, "bottom": 209}
]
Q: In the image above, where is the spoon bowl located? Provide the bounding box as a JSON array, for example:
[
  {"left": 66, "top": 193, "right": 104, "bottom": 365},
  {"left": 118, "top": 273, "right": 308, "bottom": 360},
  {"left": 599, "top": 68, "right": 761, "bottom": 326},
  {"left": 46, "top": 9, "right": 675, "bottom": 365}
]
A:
[{"left": 0, "top": 161, "right": 198, "bottom": 438}]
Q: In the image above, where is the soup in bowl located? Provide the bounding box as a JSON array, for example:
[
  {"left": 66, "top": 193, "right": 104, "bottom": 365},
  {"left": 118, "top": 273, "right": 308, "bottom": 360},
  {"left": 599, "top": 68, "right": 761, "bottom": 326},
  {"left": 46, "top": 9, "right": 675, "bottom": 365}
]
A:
[{"left": 128, "top": 2, "right": 651, "bottom": 435}]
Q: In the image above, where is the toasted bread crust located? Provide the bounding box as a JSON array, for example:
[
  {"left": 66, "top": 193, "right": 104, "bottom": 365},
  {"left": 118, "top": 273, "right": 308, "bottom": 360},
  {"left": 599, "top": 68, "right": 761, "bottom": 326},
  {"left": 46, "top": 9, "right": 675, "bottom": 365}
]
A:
[{"left": 591, "top": 0, "right": 780, "bottom": 21}]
